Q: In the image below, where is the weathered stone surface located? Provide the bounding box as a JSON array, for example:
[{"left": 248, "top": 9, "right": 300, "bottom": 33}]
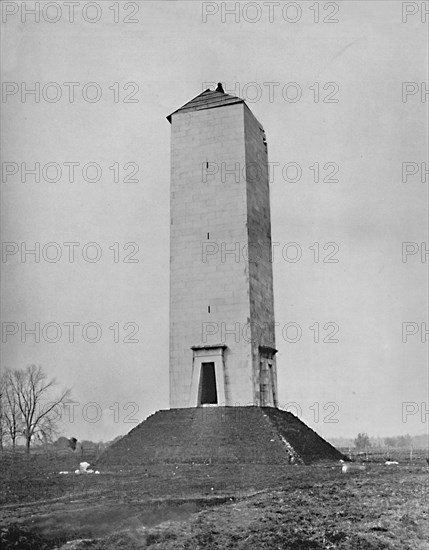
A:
[{"left": 169, "top": 91, "right": 278, "bottom": 408}]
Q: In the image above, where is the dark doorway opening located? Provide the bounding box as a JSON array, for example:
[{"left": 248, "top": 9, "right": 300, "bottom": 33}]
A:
[
  {"left": 269, "top": 362, "right": 277, "bottom": 407},
  {"left": 259, "top": 360, "right": 272, "bottom": 407},
  {"left": 199, "top": 362, "right": 218, "bottom": 404}
]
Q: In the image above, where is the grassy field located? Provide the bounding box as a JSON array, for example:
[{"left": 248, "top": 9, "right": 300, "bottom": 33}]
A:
[{"left": 0, "top": 448, "right": 428, "bottom": 549}]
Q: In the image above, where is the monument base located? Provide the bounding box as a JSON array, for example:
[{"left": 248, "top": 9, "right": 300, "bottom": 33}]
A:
[{"left": 98, "top": 407, "right": 345, "bottom": 469}]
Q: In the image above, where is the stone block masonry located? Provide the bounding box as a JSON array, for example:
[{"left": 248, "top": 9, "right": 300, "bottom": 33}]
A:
[{"left": 168, "top": 89, "right": 278, "bottom": 409}]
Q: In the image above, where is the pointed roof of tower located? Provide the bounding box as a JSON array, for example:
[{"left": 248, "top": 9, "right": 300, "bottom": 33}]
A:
[{"left": 167, "top": 88, "right": 245, "bottom": 123}]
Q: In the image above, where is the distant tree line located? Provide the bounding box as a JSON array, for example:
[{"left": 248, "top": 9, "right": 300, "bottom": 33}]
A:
[
  {"left": 0, "top": 365, "right": 71, "bottom": 454},
  {"left": 330, "top": 433, "right": 428, "bottom": 450},
  {"left": 383, "top": 435, "right": 414, "bottom": 448}
]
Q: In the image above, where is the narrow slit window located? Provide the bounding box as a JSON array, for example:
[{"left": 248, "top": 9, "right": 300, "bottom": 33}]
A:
[{"left": 208, "top": 306, "right": 211, "bottom": 313}]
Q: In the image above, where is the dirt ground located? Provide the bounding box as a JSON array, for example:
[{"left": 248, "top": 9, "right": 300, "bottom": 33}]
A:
[{"left": 0, "top": 450, "right": 428, "bottom": 549}]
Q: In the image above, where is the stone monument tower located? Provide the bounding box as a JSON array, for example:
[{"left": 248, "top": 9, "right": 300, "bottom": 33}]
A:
[
  {"left": 168, "top": 85, "right": 278, "bottom": 409},
  {"left": 98, "top": 89, "right": 345, "bottom": 469}
]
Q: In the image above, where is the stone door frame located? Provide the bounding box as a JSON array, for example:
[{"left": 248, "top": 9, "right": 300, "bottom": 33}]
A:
[{"left": 190, "top": 344, "right": 227, "bottom": 407}]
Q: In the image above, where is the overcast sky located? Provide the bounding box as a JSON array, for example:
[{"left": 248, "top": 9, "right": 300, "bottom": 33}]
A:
[{"left": 1, "top": 1, "right": 428, "bottom": 443}]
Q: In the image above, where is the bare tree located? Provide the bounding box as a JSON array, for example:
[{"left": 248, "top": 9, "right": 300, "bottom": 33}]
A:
[
  {"left": 9, "top": 365, "right": 71, "bottom": 454},
  {"left": 1, "top": 369, "right": 23, "bottom": 451},
  {"left": 354, "top": 432, "right": 371, "bottom": 451}
]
